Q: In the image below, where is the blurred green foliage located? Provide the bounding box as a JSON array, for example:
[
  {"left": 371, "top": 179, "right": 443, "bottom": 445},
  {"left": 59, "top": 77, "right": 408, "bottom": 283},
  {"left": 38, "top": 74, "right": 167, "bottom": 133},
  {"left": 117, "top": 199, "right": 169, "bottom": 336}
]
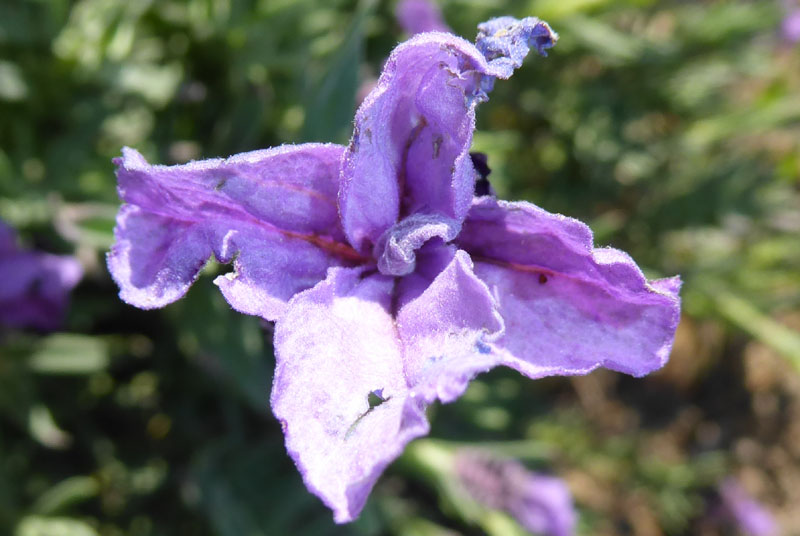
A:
[{"left": 1, "top": 0, "right": 799, "bottom": 534}]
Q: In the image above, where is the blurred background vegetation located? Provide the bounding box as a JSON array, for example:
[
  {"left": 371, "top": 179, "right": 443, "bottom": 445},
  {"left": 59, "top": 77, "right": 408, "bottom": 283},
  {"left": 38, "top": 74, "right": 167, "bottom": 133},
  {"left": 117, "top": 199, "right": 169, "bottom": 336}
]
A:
[{"left": 1, "top": 0, "right": 799, "bottom": 534}]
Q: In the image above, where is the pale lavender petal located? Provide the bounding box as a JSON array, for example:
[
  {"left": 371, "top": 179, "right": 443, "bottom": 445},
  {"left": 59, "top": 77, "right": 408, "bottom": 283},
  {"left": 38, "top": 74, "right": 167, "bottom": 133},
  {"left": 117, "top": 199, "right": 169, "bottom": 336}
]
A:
[
  {"left": 395, "top": 0, "right": 451, "bottom": 35},
  {"left": 115, "top": 145, "right": 345, "bottom": 237},
  {"left": 212, "top": 228, "right": 347, "bottom": 320},
  {"left": 271, "top": 267, "right": 429, "bottom": 523},
  {"left": 373, "top": 213, "right": 461, "bottom": 276},
  {"left": 108, "top": 144, "right": 363, "bottom": 320},
  {"left": 719, "top": 479, "right": 777, "bottom": 536},
  {"left": 392, "top": 240, "right": 458, "bottom": 311},
  {"left": 272, "top": 248, "right": 507, "bottom": 521},
  {"left": 455, "top": 197, "right": 680, "bottom": 378},
  {"left": 0, "top": 248, "right": 82, "bottom": 332},
  {"left": 456, "top": 452, "right": 576, "bottom": 536},
  {"left": 339, "top": 33, "right": 487, "bottom": 252},
  {"left": 340, "top": 18, "right": 555, "bottom": 254},
  {"left": 108, "top": 205, "right": 213, "bottom": 310},
  {"left": 397, "top": 249, "right": 504, "bottom": 403}
]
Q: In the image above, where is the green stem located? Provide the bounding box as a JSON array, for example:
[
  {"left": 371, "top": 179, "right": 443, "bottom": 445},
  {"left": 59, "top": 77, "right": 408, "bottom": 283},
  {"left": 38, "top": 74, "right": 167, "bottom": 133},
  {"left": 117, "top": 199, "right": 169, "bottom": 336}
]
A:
[{"left": 708, "top": 285, "right": 800, "bottom": 372}]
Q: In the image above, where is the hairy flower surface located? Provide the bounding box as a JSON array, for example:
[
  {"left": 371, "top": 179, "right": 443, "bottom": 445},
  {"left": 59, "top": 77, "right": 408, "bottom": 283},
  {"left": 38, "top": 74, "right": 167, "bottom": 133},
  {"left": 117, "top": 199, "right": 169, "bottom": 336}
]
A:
[
  {"left": 108, "top": 17, "right": 680, "bottom": 522},
  {"left": 0, "top": 220, "right": 82, "bottom": 331}
]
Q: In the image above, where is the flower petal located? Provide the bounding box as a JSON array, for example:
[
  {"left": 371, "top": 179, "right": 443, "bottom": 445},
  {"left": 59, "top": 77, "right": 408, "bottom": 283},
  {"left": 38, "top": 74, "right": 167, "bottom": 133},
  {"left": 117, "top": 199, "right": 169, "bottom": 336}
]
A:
[
  {"left": 0, "top": 250, "right": 82, "bottom": 331},
  {"left": 456, "top": 451, "right": 576, "bottom": 536},
  {"left": 271, "top": 267, "right": 429, "bottom": 523},
  {"left": 476, "top": 17, "right": 558, "bottom": 77},
  {"left": 373, "top": 213, "right": 461, "bottom": 276},
  {"left": 509, "top": 474, "right": 576, "bottom": 536},
  {"left": 107, "top": 205, "right": 212, "bottom": 310},
  {"left": 339, "top": 33, "right": 488, "bottom": 253},
  {"left": 108, "top": 144, "right": 362, "bottom": 320},
  {"left": 455, "top": 197, "right": 680, "bottom": 378},
  {"left": 212, "top": 227, "right": 353, "bottom": 321},
  {"left": 718, "top": 478, "right": 777, "bottom": 536},
  {"left": 397, "top": 248, "right": 504, "bottom": 403},
  {"left": 340, "top": 18, "right": 558, "bottom": 255},
  {"left": 782, "top": 10, "right": 800, "bottom": 44}
]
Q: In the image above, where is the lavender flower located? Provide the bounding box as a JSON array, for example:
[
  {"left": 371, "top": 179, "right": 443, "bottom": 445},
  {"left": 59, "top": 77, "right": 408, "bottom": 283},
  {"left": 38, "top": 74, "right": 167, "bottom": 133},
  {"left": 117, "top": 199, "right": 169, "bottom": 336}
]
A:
[
  {"left": 718, "top": 478, "right": 777, "bottom": 536},
  {"left": 0, "top": 220, "right": 82, "bottom": 332},
  {"left": 107, "top": 17, "right": 680, "bottom": 522},
  {"left": 782, "top": 9, "right": 800, "bottom": 43},
  {"left": 455, "top": 452, "right": 576, "bottom": 536},
  {"left": 395, "top": 0, "right": 451, "bottom": 35}
]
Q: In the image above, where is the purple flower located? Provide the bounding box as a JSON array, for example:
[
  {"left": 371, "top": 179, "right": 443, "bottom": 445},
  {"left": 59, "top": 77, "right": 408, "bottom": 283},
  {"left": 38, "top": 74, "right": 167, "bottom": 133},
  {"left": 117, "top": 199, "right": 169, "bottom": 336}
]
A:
[
  {"left": 456, "top": 451, "right": 576, "bottom": 536},
  {"left": 718, "top": 478, "right": 777, "bottom": 536},
  {"left": 395, "top": 0, "right": 451, "bottom": 35},
  {"left": 0, "top": 220, "right": 82, "bottom": 332},
  {"left": 782, "top": 9, "right": 800, "bottom": 43},
  {"left": 107, "top": 17, "right": 680, "bottom": 522}
]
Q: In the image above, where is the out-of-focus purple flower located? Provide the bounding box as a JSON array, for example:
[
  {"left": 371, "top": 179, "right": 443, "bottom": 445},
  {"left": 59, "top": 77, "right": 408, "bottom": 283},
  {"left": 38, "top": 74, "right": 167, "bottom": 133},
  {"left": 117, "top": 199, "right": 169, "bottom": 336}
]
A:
[
  {"left": 396, "top": 0, "right": 451, "bottom": 35},
  {"left": 107, "top": 16, "right": 680, "bottom": 523},
  {"left": 0, "top": 220, "right": 82, "bottom": 332},
  {"left": 718, "top": 478, "right": 777, "bottom": 536},
  {"left": 782, "top": 9, "right": 800, "bottom": 43},
  {"left": 456, "top": 451, "right": 576, "bottom": 536}
]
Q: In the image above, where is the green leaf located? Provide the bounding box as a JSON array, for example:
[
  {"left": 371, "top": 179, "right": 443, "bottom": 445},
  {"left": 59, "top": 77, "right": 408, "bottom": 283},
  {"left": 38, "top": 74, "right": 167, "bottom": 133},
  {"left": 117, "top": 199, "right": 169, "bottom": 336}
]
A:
[
  {"left": 559, "top": 15, "right": 647, "bottom": 64},
  {"left": 173, "top": 285, "right": 272, "bottom": 414},
  {"left": 27, "top": 405, "right": 72, "bottom": 450},
  {"left": 300, "top": 0, "right": 375, "bottom": 143},
  {"left": 0, "top": 61, "right": 28, "bottom": 101},
  {"left": 525, "top": 0, "right": 611, "bottom": 21},
  {"left": 28, "top": 335, "right": 109, "bottom": 375},
  {"left": 707, "top": 285, "right": 800, "bottom": 372},
  {"left": 15, "top": 516, "right": 98, "bottom": 536},
  {"left": 31, "top": 477, "right": 99, "bottom": 515},
  {"left": 190, "top": 440, "right": 355, "bottom": 536}
]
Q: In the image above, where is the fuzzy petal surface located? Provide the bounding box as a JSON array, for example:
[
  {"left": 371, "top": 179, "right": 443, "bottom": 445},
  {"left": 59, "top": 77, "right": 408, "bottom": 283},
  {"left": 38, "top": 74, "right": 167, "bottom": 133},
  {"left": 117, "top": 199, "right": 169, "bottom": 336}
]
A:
[
  {"left": 108, "top": 144, "right": 361, "bottom": 320},
  {"left": 339, "top": 32, "right": 487, "bottom": 252},
  {"left": 271, "top": 267, "right": 429, "bottom": 523},
  {"left": 341, "top": 19, "right": 558, "bottom": 255},
  {"left": 373, "top": 213, "right": 461, "bottom": 276},
  {"left": 272, "top": 248, "right": 507, "bottom": 521},
  {"left": 397, "top": 248, "right": 504, "bottom": 403},
  {"left": 455, "top": 197, "right": 680, "bottom": 378},
  {"left": 476, "top": 17, "right": 558, "bottom": 76}
]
